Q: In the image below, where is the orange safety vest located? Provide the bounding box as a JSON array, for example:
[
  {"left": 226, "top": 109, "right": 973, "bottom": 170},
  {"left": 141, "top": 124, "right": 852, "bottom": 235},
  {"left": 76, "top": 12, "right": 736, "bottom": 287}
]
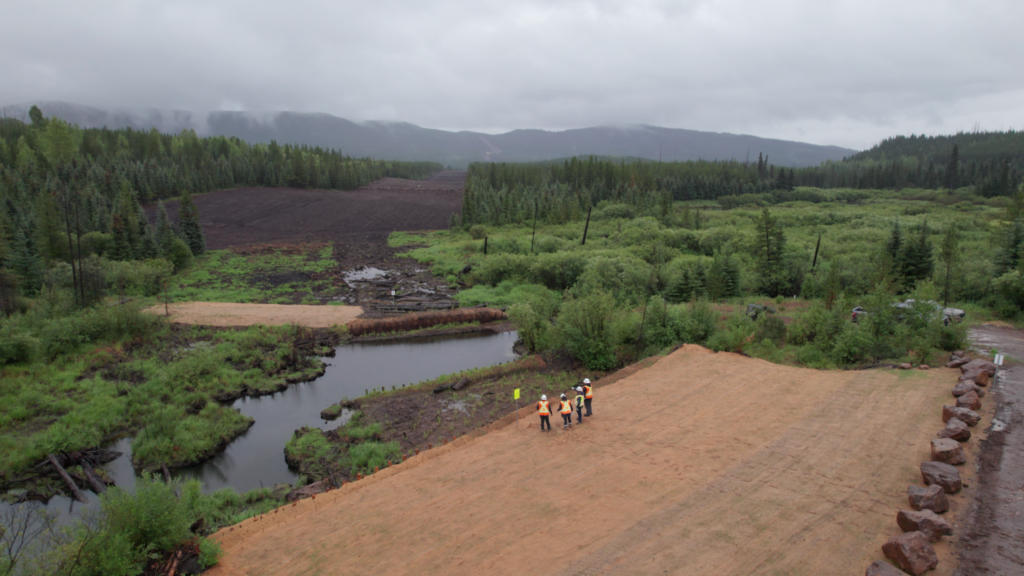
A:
[
  {"left": 584, "top": 385, "right": 593, "bottom": 399},
  {"left": 559, "top": 400, "right": 572, "bottom": 415},
  {"left": 537, "top": 400, "right": 550, "bottom": 416}
]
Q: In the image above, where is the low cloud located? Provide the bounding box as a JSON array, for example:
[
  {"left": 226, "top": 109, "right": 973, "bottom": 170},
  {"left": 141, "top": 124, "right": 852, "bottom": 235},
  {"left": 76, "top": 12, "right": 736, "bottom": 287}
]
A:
[{"left": 2, "top": 0, "right": 1021, "bottom": 149}]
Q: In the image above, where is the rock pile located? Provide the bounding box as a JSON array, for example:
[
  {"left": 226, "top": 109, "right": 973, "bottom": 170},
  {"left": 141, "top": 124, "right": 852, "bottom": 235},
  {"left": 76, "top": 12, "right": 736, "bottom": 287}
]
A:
[{"left": 866, "top": 349, "right": 994, "bottom": 575}]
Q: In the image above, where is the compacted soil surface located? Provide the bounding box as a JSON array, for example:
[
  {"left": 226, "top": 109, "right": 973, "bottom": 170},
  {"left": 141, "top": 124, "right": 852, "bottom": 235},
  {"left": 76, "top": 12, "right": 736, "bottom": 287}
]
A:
[
  {"left": 145, "top": 302, "right": 364, "bottom": 327},
  {"left": 955, "top": 325, "right": 1024, "bottom": 575},
  {"left": 209, "top": 345, "right": 970, "bottom": 576}
]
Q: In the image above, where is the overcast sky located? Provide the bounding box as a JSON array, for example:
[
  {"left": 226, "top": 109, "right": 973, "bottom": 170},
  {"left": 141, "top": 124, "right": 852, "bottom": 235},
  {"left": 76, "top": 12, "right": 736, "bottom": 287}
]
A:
[{"left": 2, "top": 0, "right": 1021, "bottom": 150}]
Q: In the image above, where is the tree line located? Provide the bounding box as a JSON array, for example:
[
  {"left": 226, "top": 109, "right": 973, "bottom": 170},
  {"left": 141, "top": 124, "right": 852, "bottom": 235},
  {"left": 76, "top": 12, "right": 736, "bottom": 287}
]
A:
[{"left": 0, "top": 106, "right": 442, "bottom": 307}]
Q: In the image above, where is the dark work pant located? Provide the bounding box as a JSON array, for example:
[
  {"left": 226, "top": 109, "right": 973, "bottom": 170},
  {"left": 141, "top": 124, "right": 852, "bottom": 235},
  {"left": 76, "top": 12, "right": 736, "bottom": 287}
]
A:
[
  {"left": 576, "top": 407, "right": 583, "bottom": 423},
  {"left": 540, "top": 415, "right": 550, "bottom": 430},
  {"left": 584, "top": 398, "right": 593, "bottom": 416},
  {"left": 562, "top": 413, "right": 572, "bottom": 427}
]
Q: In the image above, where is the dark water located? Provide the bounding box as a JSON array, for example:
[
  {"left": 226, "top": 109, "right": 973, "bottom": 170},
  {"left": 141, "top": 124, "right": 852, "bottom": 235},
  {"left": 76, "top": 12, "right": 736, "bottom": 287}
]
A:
[
  {"left": 172, "top": 331, "right": 519, "bottom": 492},
  {"left": 2, "top": 331, "right": 517, "bottom": 527}
]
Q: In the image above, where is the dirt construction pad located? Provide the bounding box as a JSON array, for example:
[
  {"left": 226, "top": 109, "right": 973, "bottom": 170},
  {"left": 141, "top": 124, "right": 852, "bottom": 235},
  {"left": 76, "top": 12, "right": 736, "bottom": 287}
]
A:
[
  {"left": 146, "top": 302, "right": 363, "bottom": 327},
  {"left": 209, "top": 346, "right": 977, "bottom": 576}
]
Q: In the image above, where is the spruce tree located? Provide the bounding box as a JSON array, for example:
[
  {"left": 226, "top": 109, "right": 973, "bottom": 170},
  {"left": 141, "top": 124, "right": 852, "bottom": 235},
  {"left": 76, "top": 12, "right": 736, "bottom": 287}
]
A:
[
  {"left": 723, "top": 254, "right": 741, "bottom": 297},
  {"left": 899, "top": 219, "right": 935, "bottom": 287},
  {"left": 753, "top": 208, "right": 787, "bottom": 296},
  {"left": 110, "top": 215, "right": 132, "bottom": 262},
  {"left": 10, "top": 228, "right": 41, "bottom": 295},
  {"left": 995, "top": 218, "right": 1024, "bottom": 275},
  {"left": 886, "top": 218, "right": 904, "bottom": 281},
  {"left": 667, "top": 268, "right": 693, "bottom": 303},
  {"left": 706, "top": 252, "right": 727, "bottom": 300},
  {"left": 178, "top": 190, "right": 206, "bottom": 256},
  {"left": 155, "top": 201, "right": 176, "bottom": 256},
  {"left": 944, "top": 145, "right": 960, "bottom": 191}
]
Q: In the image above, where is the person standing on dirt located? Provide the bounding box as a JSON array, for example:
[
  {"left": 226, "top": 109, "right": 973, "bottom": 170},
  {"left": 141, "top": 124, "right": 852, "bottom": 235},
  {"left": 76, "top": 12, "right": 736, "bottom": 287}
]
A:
[
  {"left": 559, "top": 394, "right": 573, "bottom": 429},
  {"left": 583, "top": 378, "right": 594, "bottom": 416},
  {"left": 574, "top": 386, "right": 585, "bottom": 424},
  {"left": 537, "top": 395, "right": 551, "bottom": 432}
]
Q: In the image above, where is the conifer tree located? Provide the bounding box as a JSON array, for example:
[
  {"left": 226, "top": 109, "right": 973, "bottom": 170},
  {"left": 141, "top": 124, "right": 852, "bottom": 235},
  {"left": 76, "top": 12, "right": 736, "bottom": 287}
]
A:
[
  {"left": 899, "top": 219, "right": 935, "bottom": 287},
  {"left": 753, "top": 208, "right": 787, "bottom": 296},
  {"left": 155, "top": 201, "right": 176, "bottom": 256},
  {"left": 667, "top": 268, "right": 693, "bottom": 303},
  {"left": 9, "top": 228, "right": 41, "bottom": 295},
  {"left": 722, "top": 254, "right": 741, "bottom": 297},
  {"left": 178, "top": 190, "right": 206, "bottom": 256},
  {"left": 938, "top": 224, "right": 961, "bottom": 305},
  {"left": 110, "top": 214, "right": 132, "bottom": 261},
  {"left": 706, "top": 252, "right": 727, "bottom": 300},
  {"left": 944, "top": 145, "right": 960, "bottom": 191},
  {"left": 995, "top": 218, "right": 1024, "bottom": 275}
]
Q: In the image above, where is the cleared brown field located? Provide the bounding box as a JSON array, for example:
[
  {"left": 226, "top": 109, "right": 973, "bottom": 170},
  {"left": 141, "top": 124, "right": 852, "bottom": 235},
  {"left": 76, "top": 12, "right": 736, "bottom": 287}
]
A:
[
  {"left": 208, "top": 345, "right": 980, "bottom": 576},
  {"left": 148, "top": 171, "right": 464, "bottom": 250}
]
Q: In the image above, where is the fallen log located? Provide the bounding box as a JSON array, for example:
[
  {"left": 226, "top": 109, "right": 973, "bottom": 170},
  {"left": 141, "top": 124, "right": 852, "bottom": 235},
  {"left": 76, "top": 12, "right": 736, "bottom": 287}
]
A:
[
  {"left": 47, "top": 453, "right": 87, "bottom": 503},
  {"left": 162, "top": 463, "right": 172, "bottom": 484},
  {"left": 80, "top": 459, "right": 107, "bottom": 494},
  {"left": 451, "top": 378, "right": 471, "bottom": 391}
]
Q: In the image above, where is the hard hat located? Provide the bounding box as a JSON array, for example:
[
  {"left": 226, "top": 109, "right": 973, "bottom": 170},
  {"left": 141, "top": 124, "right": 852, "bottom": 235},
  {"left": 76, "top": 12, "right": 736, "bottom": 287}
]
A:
[
  {"left": 583, "top": 378, "right": 591, "bottom": 384},
  {"left": 541, "top": 395, "right": 547, "bottom": 401},
  {"left": 560, "top": 394, "right": 567, "bottom": 399},
  {"left": 575, "top": 386, "right": 583, "bottom": 392}
]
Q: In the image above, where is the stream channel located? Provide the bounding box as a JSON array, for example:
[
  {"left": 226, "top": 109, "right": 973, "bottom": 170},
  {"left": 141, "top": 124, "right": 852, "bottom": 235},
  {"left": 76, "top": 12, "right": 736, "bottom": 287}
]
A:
[{"left": 5, "top": 331, "right": 518, "bottom": 526}]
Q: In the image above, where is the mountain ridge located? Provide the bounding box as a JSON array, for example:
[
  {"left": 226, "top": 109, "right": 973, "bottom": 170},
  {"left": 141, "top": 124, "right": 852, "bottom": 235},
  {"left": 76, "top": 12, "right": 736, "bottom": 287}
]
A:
[{"left": 1, "top": 101, "right": 856, "bottom": 168}]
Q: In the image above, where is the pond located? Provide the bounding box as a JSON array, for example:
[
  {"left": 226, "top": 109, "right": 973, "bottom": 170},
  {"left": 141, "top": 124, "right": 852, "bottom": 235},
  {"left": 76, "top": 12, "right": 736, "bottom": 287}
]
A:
[{"left": 3, "top": 330, "right": 519, "bottom": 522}]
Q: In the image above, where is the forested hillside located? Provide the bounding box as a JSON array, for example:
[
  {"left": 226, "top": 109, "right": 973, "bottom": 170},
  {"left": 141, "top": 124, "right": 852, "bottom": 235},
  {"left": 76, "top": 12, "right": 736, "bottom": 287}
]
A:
[
  {"left": 461, "top": 133, "right": 1024, "bottom": 227},
  {"left": 0, "top": 105, "right": 440, "bottom": 302}
]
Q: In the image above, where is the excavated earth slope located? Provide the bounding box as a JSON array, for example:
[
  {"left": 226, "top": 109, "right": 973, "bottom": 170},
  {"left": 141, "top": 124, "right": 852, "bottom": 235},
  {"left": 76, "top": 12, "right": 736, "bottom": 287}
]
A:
[{"left": 209, "top": 345, "right": 977, "bottom": 576}]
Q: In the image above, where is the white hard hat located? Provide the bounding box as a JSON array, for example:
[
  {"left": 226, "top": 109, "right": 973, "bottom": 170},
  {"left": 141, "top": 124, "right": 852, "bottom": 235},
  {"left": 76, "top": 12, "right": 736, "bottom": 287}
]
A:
[
  {"left": 575, "top": 386, "right": 583, "bottom": 392},
  {"left": 541, "top": 395, "right": 547, "bottom": 401},
  {"left": 560, "top": 393, "right": 567, "bottom": 399},
  {"left": 583, "top": 378, "right": 591, "bottom": 384}
]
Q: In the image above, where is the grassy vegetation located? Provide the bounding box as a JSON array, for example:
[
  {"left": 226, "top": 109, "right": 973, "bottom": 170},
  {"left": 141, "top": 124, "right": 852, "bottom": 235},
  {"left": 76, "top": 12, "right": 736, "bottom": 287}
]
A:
[
  {"left": 165, "top": 242, "right": 343, "bottom": 304},
  {"left": 392, "top": 187, "right": 999, "bottom": 369},
  {"left": 284, "top": 413, "right": 401, "bottom": 480},
  {"left": 0, "top": 302, "right": 336, "bottom": 479}
]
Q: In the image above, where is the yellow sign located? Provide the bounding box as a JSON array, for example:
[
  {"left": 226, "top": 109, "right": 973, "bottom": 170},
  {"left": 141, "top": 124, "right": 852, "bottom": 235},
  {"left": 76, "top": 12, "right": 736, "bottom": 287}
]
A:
[{"left": 513, "top": 388, "right": 520, "bottom": 400}]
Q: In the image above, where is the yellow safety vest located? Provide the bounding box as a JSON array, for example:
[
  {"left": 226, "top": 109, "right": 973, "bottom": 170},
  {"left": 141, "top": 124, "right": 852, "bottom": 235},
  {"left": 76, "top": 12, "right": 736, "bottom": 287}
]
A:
[
  {"left": 559, "top": 400, "right": 572, "bottom": 414},
  {"left": 537, "top": 401, "right": 550, "bottom": 416}
]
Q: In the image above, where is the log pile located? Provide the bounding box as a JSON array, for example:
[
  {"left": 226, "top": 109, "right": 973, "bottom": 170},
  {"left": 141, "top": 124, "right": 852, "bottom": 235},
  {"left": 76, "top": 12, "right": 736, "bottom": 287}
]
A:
[{"left": 348, "top": 307, "right": 507, "bottom": 336}]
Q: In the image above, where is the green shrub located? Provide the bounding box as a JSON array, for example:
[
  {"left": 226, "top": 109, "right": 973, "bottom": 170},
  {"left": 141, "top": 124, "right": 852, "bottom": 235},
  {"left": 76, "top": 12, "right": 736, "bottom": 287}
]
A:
[
  {"left": 103, "top": 474, "right": 192, "bottom": 553},
  {"left": 508, "top": 302, "right": 548, "bottom": 352},
  {"left": 198, "top": 537, "right": 224, "bottom": 568},
  {"left": 754, "top": 315, "right": 787, "bottom": 345},
  {"left": 167, "top": 238, "right": 194, "bottom": 272},
  {"left": 346, "top": 441, "right": 402, "bottom": 475},
  {"left": 555, "top": 290, "right": 616, "bottom": 370},
  {"left": 469, "top": 225, "right": 488, "bottom": 240}
]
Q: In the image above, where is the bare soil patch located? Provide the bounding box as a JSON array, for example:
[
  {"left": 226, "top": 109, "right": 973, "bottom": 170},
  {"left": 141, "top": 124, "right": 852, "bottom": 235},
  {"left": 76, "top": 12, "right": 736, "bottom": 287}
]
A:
[
  {"left": 147, "top": 171, "right": 465, "bottom": 249},
  {"left": 146, "top": 302, "right": 363, "bottom": 328},
  {"left": 209, "top": 346, "right": 969, "bottom": 576}
]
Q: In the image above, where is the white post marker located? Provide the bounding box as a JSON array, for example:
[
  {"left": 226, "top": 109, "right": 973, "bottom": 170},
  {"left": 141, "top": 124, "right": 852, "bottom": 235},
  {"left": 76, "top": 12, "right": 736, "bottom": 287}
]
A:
[
  {"left": 391, "top": 289, "right": 396, "bottom": 309},
  {"left": 514, "top": 388, "right": 520, "bottom": 427},
  {"left": 995, "top": 353, "right": 1004, "bottom": 366}
]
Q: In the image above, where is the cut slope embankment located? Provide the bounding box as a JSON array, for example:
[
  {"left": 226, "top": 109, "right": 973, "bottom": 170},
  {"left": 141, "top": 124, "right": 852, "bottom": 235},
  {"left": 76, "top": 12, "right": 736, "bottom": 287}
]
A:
[{"left": 208, "top": 345, "right": 976, "bottom": 576}]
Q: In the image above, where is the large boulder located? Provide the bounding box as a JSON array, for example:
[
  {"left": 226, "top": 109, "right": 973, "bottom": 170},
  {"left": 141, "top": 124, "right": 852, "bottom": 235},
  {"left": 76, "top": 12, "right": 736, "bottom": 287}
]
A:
[
  {"left": 961, "top": 358, "right": 997, "bottom": 375},
  {"left": 898, "top": 363, "right": 913, "bottom": 370},
  {"left": 952, "top": 381, "right": 984, "bottom": 397},
  {"left": 937, "top": 418, "right": 971, "bottom": 442},
  {"left": 946, "top": 356, "right": 971, "bottom": 369},
  {"left": 931, "top": 438, "right": 966, "bottom": 465},
  {"left": 882, "top": 531, "right": 939, "bottom": 575},
  {"left": 960, "top": 369, "right": 990, "bottom": 386},
  {"left": 942, "top": 405, "right": 980, "bottom": 426},
  {"left": 956, "top": 390, "right": 981, "bottom": 410},
  {"left": 865, "top": 560, "right": 906, "bottom": 576},
  {"left": 921, "top": 461, "right": 962, "bottom": 494},
  {"left": 897, "top": 509, "right": 954, "bottom": 542},
  {"left": 908, "top": 485, "right": 949, "bottom": 513}
]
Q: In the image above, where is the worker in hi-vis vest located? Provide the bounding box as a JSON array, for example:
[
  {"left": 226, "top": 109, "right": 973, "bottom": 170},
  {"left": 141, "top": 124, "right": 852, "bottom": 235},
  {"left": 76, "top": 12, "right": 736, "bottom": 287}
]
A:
[
  {"left": 558, "top": 394, "right": 573, "bottom": 429},
  {"left": 574, "top": 386, "right": 585, "bottom": 424},
  {"left": 537, "top": 395, "right": 551, "bottom": 431},
  {"left": 583, "top": 378, "right": 594, "bottom": 416}
]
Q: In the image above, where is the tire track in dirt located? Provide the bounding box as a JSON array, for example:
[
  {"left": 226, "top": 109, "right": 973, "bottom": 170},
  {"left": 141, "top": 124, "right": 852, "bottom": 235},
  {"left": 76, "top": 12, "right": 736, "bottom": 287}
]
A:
[{"left": 207, "top": 346, "right": 962, "bottom": 576}]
